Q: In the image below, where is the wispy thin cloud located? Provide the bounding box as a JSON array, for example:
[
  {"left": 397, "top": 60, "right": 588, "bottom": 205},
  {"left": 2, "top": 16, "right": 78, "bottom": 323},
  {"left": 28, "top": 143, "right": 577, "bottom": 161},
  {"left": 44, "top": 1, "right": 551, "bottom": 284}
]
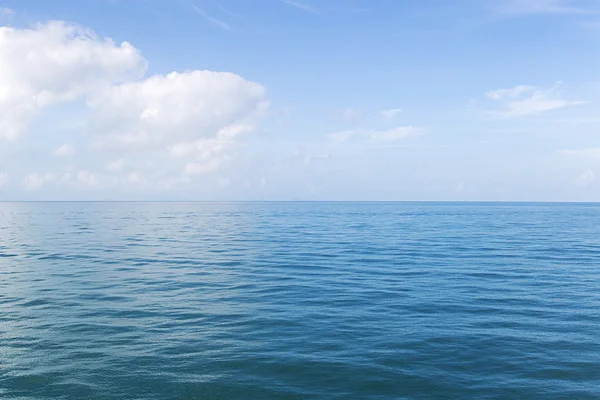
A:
[
  {"left": 339, "top": 108, "right": 362, "bottom": 122},
  {"left": 191, "top": 4, "right": 234, "bottom": 31},
  {"left": 380, "top": 108, "right": 403, "bottom": 119},
  {"left": 210, "top": 0, "right": 246, "bottom": 20},
  {"left": 279, "top": 0, "right": 319, "bottom": 14},
  {"left": 494, "top": 0, "right": 593, "bottom": 15},
  {"left": 0, "top": 7, "right": 14, "bottom": 15},
  {"left": 329, "top": 126, "right": 425, "bottom": 144},
  {"left": 483, "top": 82, "right": 584, "bottom": 118},
  {"left": 563, "top": 148, "right": 600, "bottom": 158}
]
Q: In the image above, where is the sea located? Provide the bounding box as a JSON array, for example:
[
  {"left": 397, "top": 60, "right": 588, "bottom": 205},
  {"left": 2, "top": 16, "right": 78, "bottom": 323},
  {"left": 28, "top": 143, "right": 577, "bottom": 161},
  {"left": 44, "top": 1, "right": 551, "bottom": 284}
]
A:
[{"left": 0, "top": 202, "right": 599, "bottom": 399}]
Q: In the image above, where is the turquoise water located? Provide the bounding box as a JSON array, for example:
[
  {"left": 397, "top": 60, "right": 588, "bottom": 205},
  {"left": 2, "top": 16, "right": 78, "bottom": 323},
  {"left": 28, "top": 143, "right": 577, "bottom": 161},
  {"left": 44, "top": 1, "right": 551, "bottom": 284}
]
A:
[{"left": 0, "top": 202, "right": 599, "bottom": 399}]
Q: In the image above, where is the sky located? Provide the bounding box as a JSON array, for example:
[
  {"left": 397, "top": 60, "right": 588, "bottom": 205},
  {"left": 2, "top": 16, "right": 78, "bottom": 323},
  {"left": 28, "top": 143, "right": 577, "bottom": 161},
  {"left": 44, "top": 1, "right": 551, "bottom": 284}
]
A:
[{"left": 0, "top": 0, "right": 599, "bottom": 201}]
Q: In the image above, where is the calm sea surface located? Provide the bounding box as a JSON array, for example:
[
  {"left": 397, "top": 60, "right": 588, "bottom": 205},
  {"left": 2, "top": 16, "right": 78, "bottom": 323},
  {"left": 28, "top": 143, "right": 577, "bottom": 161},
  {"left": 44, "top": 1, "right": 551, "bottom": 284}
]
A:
[{"left": 0, "top": 202, "right": 599, "bottom": 399}]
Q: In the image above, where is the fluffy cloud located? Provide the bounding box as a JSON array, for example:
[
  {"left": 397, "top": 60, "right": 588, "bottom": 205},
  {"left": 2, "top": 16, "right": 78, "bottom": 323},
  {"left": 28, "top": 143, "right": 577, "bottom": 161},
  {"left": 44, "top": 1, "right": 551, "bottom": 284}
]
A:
[
  {"left": 0, "top": 21, "right": 146, "bottom": 140},
  {"left": 484, "top": 83, "right": 583, "bottom": 118},
  {"left": 330, "top": 126, "right": 424, "bottom": 144},
  {"left": 0, "top": 20, "right": 268, "bottom": 192},
  {"left": 89, "top": 71, "right": 267, "bottom": 184},
  {"left": 92, "top": 71, "right": 266, "bottom": 147}
]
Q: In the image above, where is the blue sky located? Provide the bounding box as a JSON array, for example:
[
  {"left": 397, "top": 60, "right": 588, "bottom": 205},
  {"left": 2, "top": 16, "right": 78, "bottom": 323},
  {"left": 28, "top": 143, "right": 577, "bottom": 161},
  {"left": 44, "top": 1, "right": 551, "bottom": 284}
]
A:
[{"left": 0, "top": 0, "right": 599, "bottom": 201}]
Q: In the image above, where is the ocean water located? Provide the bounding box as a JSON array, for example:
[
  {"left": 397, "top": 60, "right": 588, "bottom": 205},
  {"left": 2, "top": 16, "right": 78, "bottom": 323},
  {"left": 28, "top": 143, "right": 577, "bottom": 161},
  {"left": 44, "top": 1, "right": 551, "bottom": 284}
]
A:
[{"left": 0, "top": 202, "right": 599, "bottom": 400}]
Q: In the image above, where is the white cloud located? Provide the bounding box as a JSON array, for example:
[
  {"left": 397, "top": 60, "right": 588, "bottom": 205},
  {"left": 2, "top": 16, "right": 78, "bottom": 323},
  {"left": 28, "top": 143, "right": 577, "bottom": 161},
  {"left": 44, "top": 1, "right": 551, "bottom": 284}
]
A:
[
  {"left": 485, "top": 85, "right": 536, "bottom": 100},
  {"left": 0, "top": 20, "right": 268, "bottom": 193},
  {"left": 90, "top": 71, "right": 266, "bottom": 182},
  {"left": 77, "top": 170, "right": 103, "bottom": 187},
  {"left": 494, "top": 0, "right": 589, "bottom": 15},
  {"left": 484, "top": 83, "right": 583, "bottom": 118},
  {"left": 92, "top": 71, "right": 266, "bottom": 147},
  {"left": 23, "top": 173, "right": 56, "bottom": 189},
  {"left": 0, "top": 21, "right": 146, "bottom": 140},
  {"left": 0, "top": 7, "right": 14, "bottom": 15},
  {"left": 576, "top": 169, "right": 595, "bottom": 186},
  {"left": 380, "top": 108, "right": 402, "bottom": 119},
  {"left": 55, "top": 143, "right": 75, "bottom": 157},
  {"left": 0, "top": 172, "right": 8, "bottom": 187},
  {"left": 330, "top": 126, "right": 424, "bottom": 144}
]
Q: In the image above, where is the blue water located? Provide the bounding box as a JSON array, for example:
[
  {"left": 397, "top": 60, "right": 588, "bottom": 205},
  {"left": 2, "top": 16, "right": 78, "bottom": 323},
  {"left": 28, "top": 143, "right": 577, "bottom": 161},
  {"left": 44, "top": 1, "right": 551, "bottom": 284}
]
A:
[{"left": 1, "top": 202, "right": 599, "bottom": 399}]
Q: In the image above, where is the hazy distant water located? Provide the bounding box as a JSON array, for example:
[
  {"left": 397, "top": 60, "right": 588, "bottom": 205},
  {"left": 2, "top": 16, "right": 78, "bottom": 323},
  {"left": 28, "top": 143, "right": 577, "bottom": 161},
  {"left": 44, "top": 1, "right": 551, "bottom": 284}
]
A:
[{"left": 1, "top": 202, "right": 599, "bottom": 400}]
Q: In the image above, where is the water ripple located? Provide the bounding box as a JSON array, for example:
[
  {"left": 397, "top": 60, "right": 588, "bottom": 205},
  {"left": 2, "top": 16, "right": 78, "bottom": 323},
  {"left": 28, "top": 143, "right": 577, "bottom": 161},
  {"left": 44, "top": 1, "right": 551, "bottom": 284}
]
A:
[{"left": 0, "top": 202, "right": 599, "bottom": 399}]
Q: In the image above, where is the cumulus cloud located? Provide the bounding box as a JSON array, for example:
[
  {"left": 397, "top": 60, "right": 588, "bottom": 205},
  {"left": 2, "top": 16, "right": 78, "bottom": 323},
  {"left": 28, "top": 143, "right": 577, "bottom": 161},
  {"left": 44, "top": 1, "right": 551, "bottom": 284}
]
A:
[
  {"left": 0, "top": 21, "right": 146, "bottom": 140},
  {"left": 92, "top": 71, "right": 266, "bottom": 147},
  {"left": 89, "top": 71, "right": 267, "bottom": 184},
  {"left": 330, "top": 126, "right": 424, "bottom": 144},
  {"left": 1, "top": 20, "right": 268, "bottom": 192},
  {"left": 484, "top": 83, "right": 583, "bottom": 118}
]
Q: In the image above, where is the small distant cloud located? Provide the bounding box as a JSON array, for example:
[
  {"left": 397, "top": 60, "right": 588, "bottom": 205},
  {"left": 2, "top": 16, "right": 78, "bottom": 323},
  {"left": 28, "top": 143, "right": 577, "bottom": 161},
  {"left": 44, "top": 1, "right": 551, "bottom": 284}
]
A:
[
  {"left": 483, "top": 82, "right": 584, "bottom": 118},
  {"left": 576, "top": 169, "right": 595, "bottom": 187},
  {"left": 279, "top": 0, "right": 319, "bottom": 14},
  {"left": 563, "top": 148, "right": 600, "bottom": 158},
  {"left": 54, "top": 143, "right": 75, "bottom": 157},
  {"left": 0, "top": 7, "right": 14, "bottom": 15},
  {"left": 380, "top": 108, "right": 403, "bottom": 119},
  {"left": 486, "top": 85, "right": 536, "bottom": 100},
  {"left": 23, "top": 173, "right": 56, "bottom": 190},
  {"left": 78, "top": 170, "right": 100, "bottom": 187},
  {"left": 0, "top": 172, "right": 8, "bottom": 187},
  {"left": 339, "top": 107, "right": 362, "bottom": 122},
  {"left": 330, "top": 126, "right": 424, "bottom": 144}
]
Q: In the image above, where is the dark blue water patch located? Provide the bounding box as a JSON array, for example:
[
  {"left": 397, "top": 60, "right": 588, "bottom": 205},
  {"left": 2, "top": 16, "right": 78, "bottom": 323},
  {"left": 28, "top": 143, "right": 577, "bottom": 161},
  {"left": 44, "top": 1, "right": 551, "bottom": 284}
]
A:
[{"left": 0, "top": 202, "right": 599, "bottom": 399}]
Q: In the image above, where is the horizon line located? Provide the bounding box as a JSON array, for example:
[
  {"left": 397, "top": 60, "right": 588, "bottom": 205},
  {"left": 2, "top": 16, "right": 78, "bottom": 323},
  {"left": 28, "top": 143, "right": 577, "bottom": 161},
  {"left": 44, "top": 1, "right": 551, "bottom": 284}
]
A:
[{"left": 1, "top": 200, "right": 599, "bottom": 204}]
